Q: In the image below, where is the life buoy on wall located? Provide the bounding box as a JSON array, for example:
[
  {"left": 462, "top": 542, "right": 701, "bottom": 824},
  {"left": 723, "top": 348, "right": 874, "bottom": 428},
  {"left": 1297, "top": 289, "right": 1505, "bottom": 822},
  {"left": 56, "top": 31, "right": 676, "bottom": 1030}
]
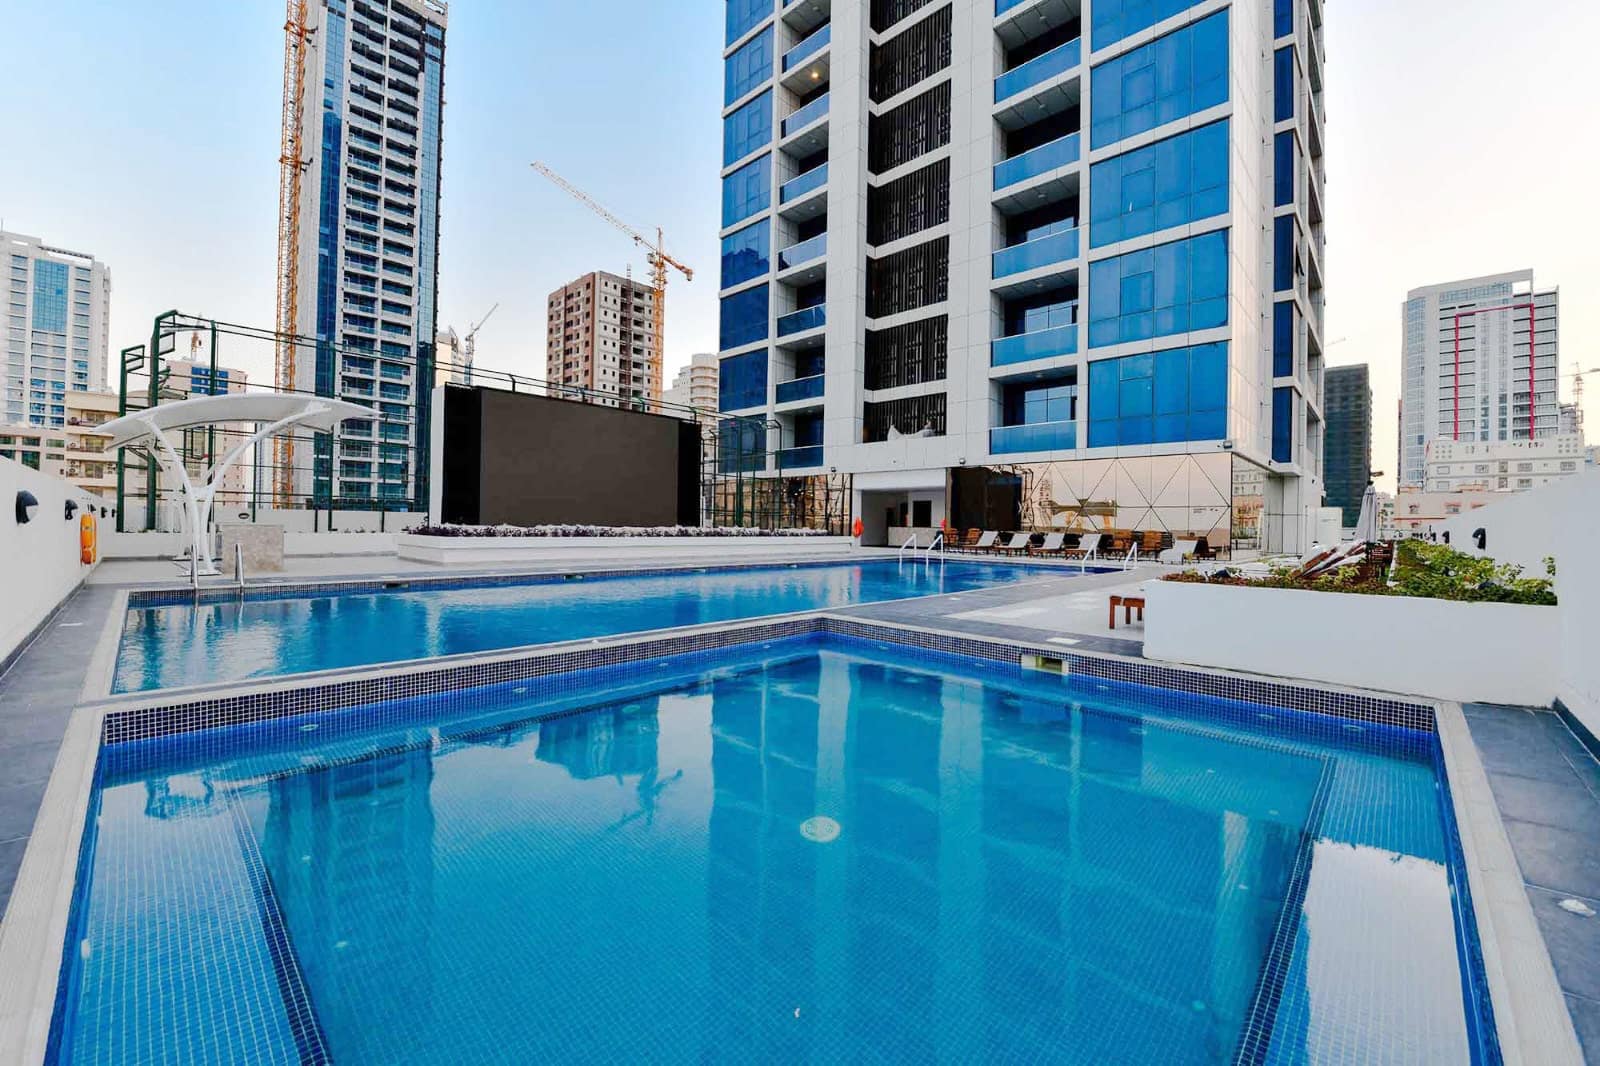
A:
[
  {"left": 852, "top": 517, "right": 864, "bottom": 539},
  {"left": 80, "top": 511, "right": 97, "bottom": 564}
]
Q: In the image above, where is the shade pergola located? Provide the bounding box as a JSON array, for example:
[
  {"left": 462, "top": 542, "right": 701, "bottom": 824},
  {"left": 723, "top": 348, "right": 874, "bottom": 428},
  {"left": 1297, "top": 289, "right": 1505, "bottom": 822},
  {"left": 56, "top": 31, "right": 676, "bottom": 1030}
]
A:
[{"left": 101, "top": 394, "right": 371, "bottom": 573}]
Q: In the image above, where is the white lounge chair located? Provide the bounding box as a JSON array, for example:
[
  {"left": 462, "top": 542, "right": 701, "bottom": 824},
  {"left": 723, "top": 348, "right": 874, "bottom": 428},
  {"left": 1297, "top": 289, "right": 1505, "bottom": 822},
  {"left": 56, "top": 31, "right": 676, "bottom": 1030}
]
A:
[
  {"left": 1158, "top": 539, "right": 1199, "bottom": 565},
  {"left": 993, "top": 532, "right": 1032, "bottom": 556},
  {"left": 1063, "top": 533, "right": 1102, "bottom": 560},
  {"left": 1028, "top": 532, "right": 1066, "bottom": 557},
  {"left": 968, "top": 531, "right": 998, "bottom": 553}
]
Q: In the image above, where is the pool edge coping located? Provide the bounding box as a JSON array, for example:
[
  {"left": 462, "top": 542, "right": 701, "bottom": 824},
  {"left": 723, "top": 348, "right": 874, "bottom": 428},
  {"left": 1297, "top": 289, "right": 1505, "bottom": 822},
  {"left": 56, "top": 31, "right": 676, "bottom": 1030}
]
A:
[
  {"left": 1, "top": 612, "right": 1579, "bottom": 1065},
  {"left": 1434, "top": 701, "right": 1584, "bottom": 1066}
]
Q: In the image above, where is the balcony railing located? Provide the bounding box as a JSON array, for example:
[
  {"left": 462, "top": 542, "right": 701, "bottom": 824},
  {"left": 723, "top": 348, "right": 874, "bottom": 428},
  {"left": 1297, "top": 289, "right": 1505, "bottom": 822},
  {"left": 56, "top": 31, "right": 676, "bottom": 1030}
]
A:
[
  {"left": 780, "top": 163, "right": 828, "bottom": 203},
  {"left": 779, "top": 444, "right": 824, "bottom": 467},
  {"left": 991, "top": 322, "right": 1077, "bottom": 366},
  {"left": 782, "top": 92, "right": 830, "bottom": 138},
  {"left": 994, "top": 132, "right": 1080, "bottom": 190},
  {"left": 783, "top": 24, "right": 831, "bottom": 71},
  {"left": 778, "top": 233, "right": 827, "bottom": 270},
  {"left": 992, "top": 227, "right": 1079, "bottom": 278},
  {"left": 994, "top": 37, "right": 1081, "bottom": 103},
  {"left": 776, "top": 304, "right": 826, "bottom": 336},
  {"left": 990, "top": 419, "right": 1076, "bottom": 454},
  {"left": 775, "top": 374, "right": 825, "bottom": 404}
]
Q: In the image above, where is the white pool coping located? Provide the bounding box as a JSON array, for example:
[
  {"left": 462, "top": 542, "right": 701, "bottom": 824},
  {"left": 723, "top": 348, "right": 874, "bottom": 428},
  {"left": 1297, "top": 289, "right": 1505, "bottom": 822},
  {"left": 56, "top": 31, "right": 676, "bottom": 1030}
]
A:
[{"left": 0, "top": 613, "right": 1582, "bottom": 1064}]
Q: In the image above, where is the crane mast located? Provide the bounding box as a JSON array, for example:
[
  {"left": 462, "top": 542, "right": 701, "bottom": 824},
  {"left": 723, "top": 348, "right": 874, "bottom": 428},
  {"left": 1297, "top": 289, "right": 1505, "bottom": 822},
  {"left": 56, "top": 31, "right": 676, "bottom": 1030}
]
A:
[
  {"left": 530, "top": 162, "right": 692, "bottom": 404},
  {"left": 274, "top": 0, "right": 313, "bottom": 504}
]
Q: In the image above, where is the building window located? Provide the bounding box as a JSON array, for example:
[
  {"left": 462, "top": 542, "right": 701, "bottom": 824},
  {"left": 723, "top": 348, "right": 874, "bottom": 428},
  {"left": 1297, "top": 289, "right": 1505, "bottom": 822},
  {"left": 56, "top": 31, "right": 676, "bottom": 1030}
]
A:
[
  {"left": 723, "top": 90, "right": 772, "bottom": 166},
  {"left": 868, "top": 80, "right": 951, "bottom": 174},
  {"left": 1271, "top": 386, "right": 1293, "bottom": 462},
  {"left": 725, "top": 0, "right": 769, "bottom": 46},
  {"left": 720, "top": 221, "right": 770, "bottom": 289},
  {"left": 1092, "top": 0, "right": 1198, "bottom": 50},
  {"left": 719, "top": 349, "right": 768, "bottom": 411},
  {"left": 721, "top": 153, "right": 772, "bottom": 227},
  {"left": 1086, "top": 229, "right": 1227, "bottom": 348},
  {"left": 868, "top": 4, "right": 951, "bottom": 103},
  {"left": 866, "top": 236, "right": 948, "bottom": 318},
  {"left": 1086, "top": 342, "right": 1226, "bottom": 447},
  {"left": 867, "top": 157, "right": 950, "bottom": 245},
  {"left": 1273, "top": 301, "right": 1295, "bottom": 377},
  {"left": 31, "top": 260, "right": 69, "bottom": 333},
  {"left": 720, "top": 284, "right": 770, "bottom": 351},
  {"left": 724, "top": 25, "right": 772, "bottom": 105},
  {"left": 1273, "top": 131, "right": 1295, "bottom": 207},
  {"left": 865, "top": 315, "right": 947, "bottom": 389},
  {"left": 1088, "top": 120, "right": 1228, "bottom": 248},
  {"left": 1089, "top": 11, "right": 1228, "bottom": 149},
  {"left": 1273, "top": 47, "right": 1295, "bottom": 122},
  {"left": 1273, "top": 215, "right": 1298, "bottom": 292}
]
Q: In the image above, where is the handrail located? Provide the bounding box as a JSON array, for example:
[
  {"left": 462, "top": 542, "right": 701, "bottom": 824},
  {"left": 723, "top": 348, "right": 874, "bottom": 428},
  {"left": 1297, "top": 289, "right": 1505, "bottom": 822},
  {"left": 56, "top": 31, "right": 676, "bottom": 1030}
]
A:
[
  {"left": 189, "top": 551, "right": 199, "bottom": 597},
  {"left": 234, "top": 541, "right": 245, "bottom": 591},
  {"left": 924, "top": 529, "right": 944, "bottom": 565},
  {"left": 899, "top": 534, "right": 919, "bottom": 559},
  {"left": 1122, "top": 544, "right": 1138, "bottom": 571}
]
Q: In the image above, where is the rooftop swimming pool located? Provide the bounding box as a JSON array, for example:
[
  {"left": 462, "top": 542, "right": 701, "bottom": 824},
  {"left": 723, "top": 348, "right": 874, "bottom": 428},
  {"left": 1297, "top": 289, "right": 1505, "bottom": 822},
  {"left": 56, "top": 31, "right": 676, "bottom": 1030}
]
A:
[
  {"left": 112, "top": 559, "right": 1077, "bottom": 693},
  {"left": 61, "top": 636, "right": 1494, "bottom": 1064}
]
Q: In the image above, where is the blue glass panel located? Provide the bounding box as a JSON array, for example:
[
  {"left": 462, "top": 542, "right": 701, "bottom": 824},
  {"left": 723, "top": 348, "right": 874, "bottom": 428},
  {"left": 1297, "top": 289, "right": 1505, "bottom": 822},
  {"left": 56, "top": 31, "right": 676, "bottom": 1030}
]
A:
[
  {"left": 719, "top": 350, "right": 768, "bottom": 411},
  {"left": 725, "top": 27, "right": 773, "bottom": 104},
  {"left": 722, "top": 154, "right": 772, "bottom": 227},
  {"left": 1087, "top": 230, "right": 1227, "bottom": 347},
  {"left": 720, "top": 284, "right": 770, "bottom": 350},
  {"left": 778, "top": 233, "right": 827, "bottom": 270},
  {"left": 991, "top": 324, "right": 1077, "bottom": 367},
  {"left": 993, "top": 228, "right": 1079, "bottom": 278},
  {"left": 30, "top": 260, "right": 67, "bottom": 332},
  {"left": 780, "top": 163, "right": 827, "bottom": 203},
  {"left": 782, "top": 92, "right": 830, "bottom": 137},
  {"left": 1153, "top": 349, "right": 1189, "bottom": 414},
  {"left": 1090, "top": 11, "right": 1228, "bottom": 149},
  {"left": 1272, "top": 386, "right": 1293, "bottom": 461},
  {"left": 776, "top": 304, "right": 825, "bottom": 336},
  {"left": 779, "top": 445, "right": 824, "bottom": 467},
  {"left": 1272, "top": 301, "right": 1294, "bottom": 377},
  {"left": 1089, "top": 120, "right": 1228, "bottom": 247},
  {"left": 991, "top": 420, "right": 1076, "bottom": 453},
  {"left": 775, "top": 374, "right": 825, "bottom": 403},
  {"left": 721, "top": 221, "right": 770, "bottom": 289},
  {"left": 1092, "top": 0, "right": 1197, "bottom": 50},
  {"left": 1274, "top": 215, "right": 1295, "bottom": 292},
  {"left": 1086, "top": 343, "right": 1227, "bottom": 446},
  {"left": 726, "top": 0, "right": 769, "bottom": 46},
  {"left": 993, "top": 133, "right": 1080, "bottom": 190},
  {"left": 1273, "top": 131, "right": 1294, "bottom": 207},
  {"left": 995, "top": 37, "right": 1082, "bottom": 103},
  {"left": 783, "top": 24, "right": 830, "bottom": 72},
  {"left": 1274, "top": 0, "right": 1293, "bottom": 37},
  {"left": 724, "top": 90, "right": 773, "bottom": 166},
  {"left": 1274, "top": 47, "right": 1295, "bottom": 122},
  {"left": 1189, "top": 342, "right": 1227, "bottom": 412}
]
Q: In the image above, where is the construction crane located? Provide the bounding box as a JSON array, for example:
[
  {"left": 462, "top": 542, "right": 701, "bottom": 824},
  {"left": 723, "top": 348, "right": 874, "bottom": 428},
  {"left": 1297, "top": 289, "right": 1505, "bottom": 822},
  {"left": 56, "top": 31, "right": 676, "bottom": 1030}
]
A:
[
  {"left": 530, "top": 162, "right": 692, "bottom": 404},
  {"left": 274, "top": 0, "right": 314, "bottom": 505},
  {"left": 1566, "top": 364, "right": 1599, "bottom": 436},
  {"left": 457, "top": 303, "right": 498, "bottom": 385}
]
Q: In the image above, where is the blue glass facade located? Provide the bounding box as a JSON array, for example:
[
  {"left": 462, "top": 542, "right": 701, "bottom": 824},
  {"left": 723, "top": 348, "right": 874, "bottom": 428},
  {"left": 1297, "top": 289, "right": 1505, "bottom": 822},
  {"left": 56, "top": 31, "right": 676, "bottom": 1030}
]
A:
[
  {"left": 723, "top": 90, "right": 772, "bottom": 166},
  {"left": 1091, "top": 0, "right": 1197, "bottom": 51},
  {"left": 1273, "top": 301, "right": 1295, "bottom": 377},
  {"left": 1274, "top": 47, "right": 1295, "bottom": 121},
  {"left": 1273, "top": 216, "right": 1295, "bottom": 291},
  {"left": 722, "top": 154, "right": 771, "bottom": 227},
  {"left": 1274, "top": 0, "right": 1293, "bottom": 37},
  {"left": 1273, "top": 131, "right": 1294, "bottom": 206},
  {"left": 1088, "top": 120, "right": 1228, "bottom": 248},
  {"left": 1272, "top": 386, "right": 1293, "bottom": 462},
  {"left": 1087, "top": 343, "right": 1227, "bottom": 446},
  {"left": 415, "top": 22, "right": 446, "bottom": 507},
  {"left": 725, "top": 26, "right": 772, "bottom": 104},
  {"left": 1090, "top": 12, "right": 1228, "bottom": 149},
  {"left": 720, "top": 284, "right": 770, "bottom": 350},
  {"left": 721, "top": 221, "right": 770, "bottom": 289},
  {"left": 726, "top": 0, "right": 769, "bottom": 46},
  {"left": 30, "top": 261, "right": 67, "bottom": 332},
  {"left": 1087, "top": 230, "right": 1228, "bottom": 348},
  {"left": 719, "top": 350, "right": 768, "bottom": 411}
]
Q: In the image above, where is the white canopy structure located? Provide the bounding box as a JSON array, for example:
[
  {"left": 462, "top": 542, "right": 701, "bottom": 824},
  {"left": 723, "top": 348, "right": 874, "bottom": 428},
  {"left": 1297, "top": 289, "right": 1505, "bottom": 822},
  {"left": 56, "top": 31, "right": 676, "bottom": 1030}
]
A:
[{"left": 101, "top": 394, "right": 370, "bottom": 573}]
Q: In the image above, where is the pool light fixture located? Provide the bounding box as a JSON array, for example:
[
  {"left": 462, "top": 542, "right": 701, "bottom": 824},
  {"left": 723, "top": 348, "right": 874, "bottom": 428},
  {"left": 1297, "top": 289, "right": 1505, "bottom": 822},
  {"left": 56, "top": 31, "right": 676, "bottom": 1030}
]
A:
[{"left": 15, "top": 489, "right": 39, "bottom": 524}]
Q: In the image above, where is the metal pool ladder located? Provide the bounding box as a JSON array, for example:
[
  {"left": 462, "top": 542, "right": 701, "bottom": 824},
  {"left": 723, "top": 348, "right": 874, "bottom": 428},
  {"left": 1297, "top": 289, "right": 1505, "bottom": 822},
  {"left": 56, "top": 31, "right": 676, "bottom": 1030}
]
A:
[{"left": 924, "top": 529, "right": 945, "bottom": 565}]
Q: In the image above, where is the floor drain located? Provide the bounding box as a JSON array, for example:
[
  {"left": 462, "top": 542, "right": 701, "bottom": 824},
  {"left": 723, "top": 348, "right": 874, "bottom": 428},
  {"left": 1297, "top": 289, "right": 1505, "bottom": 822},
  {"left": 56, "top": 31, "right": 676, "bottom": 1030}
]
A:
[{"left": 800, "top": 816, "right": 841, "bottom": 843}]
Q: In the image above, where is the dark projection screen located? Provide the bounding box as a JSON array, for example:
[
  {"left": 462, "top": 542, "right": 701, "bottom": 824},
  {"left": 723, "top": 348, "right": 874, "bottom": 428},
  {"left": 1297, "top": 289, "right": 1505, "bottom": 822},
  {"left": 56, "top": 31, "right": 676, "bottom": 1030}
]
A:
[{"left": 440, "top": 386, "right": 700, "bottom": 527}]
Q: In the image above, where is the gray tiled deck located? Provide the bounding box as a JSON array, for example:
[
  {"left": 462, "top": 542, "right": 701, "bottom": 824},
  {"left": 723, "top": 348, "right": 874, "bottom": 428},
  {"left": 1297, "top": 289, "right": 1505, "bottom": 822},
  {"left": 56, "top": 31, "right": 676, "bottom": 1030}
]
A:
[{"left": 1464, "top": 703, "right": 1600, "bottom": 1063}]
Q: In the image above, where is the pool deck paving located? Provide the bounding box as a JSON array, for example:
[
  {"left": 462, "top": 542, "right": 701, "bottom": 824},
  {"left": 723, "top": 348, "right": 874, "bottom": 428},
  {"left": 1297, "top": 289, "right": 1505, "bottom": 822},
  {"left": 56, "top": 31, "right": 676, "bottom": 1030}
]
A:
[
  {"left": 3, "top": 551, "right": 1597, "bottom": 1065},
  {"left": 1464, "top": 702, "right": 1600, "bottom": 1063}
]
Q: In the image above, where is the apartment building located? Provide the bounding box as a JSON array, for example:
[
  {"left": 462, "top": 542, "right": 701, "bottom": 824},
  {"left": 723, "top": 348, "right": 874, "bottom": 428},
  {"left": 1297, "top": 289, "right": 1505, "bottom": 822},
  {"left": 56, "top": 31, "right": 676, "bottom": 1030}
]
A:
[
  {"left": 2, "top": 230, "right": 111, "bottom": 429},
  {"left": 545, "top": 271, "right": 661, "bottom": 406},
  {"left": 664, "top": 352, "right": 721, "bottom": 416},
  {"left": 1322, "top": 363, "right": 1370, "bottom": 527},
  {"left": 717, "top": 0, "right": 1326, "bottom": 552},
  {"left": 1399, "top": 270, "right": 1559, "bottom": 488},
  {"left": 0, "top": 390, "right": 119, "bottom": 499},
  {"left": 284, "top": 0, "right": 447, "bottom": 508},
  {"left": 1423, "top": 435, "right": 1586, "bottom": 494}
]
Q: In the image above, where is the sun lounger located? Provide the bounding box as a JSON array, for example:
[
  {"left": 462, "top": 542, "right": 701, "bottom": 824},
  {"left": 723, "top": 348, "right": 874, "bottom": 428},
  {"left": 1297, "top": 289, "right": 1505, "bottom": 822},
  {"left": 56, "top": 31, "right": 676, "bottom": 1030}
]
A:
[
  {"left": 993, "top": 532, "right": 1032, "bottom": 556},
  {"left": 1158, "top": 539, "right": 1198, "bottom": 565},
  {"left": 967, "top": 531, "right": 998, "bottom": 554},
  {"left": 1063, "top": 533, "right": 1102, "bottom": 561},
  {"left": 1027, "top": 532, "right": 1066, "bottom": 557}
]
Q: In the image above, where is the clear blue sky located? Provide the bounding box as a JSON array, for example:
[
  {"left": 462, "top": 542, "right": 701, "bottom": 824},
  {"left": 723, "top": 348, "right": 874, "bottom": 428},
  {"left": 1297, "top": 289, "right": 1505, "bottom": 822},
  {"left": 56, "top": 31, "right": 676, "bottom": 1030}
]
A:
[{"left": 2, "top": 0, "right": 1595, "bottom": 491}]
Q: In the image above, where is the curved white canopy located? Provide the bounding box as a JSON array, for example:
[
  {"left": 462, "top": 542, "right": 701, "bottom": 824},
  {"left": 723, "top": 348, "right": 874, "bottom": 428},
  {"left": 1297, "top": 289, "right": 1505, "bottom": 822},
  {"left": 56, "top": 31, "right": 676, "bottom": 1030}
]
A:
[{"left": 100, "top": 394, "right": 371, "bottom": 449}]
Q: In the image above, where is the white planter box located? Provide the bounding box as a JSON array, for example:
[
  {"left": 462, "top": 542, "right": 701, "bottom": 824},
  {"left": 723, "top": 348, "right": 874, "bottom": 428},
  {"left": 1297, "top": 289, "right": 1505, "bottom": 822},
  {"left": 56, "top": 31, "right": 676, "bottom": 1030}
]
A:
[
  {"left": 1143, "top": 580, "right": 1561, "bottom": 705},
  {"left": 395, "top": 534, "right": 855, "bottom": 566}
]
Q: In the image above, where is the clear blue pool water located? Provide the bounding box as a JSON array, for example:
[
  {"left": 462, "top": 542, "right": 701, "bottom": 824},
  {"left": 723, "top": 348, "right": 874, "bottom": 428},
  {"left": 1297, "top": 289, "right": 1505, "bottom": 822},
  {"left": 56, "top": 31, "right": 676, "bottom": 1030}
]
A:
[
  {"left": 113, "top": 559, "right": 1071, "bottom": 693},
  {"left": 60, "top": 637, "right": 1493, "bottom": 1064}
]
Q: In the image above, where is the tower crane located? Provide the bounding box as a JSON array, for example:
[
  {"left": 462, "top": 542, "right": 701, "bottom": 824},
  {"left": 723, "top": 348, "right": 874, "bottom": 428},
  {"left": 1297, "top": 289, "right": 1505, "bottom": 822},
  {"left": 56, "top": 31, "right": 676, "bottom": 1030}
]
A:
[
  {"left": 460, "top": 302, "right": 498, "bottom": 384},
  {"left": 530, "top": 162, "right": 692, "bottom": 403},
  {"left": 274, "top": 0, "right": 314, "bottom": 504},
  {"left": 1566, "top": 364, "right": 1599, "bottom": 436}
]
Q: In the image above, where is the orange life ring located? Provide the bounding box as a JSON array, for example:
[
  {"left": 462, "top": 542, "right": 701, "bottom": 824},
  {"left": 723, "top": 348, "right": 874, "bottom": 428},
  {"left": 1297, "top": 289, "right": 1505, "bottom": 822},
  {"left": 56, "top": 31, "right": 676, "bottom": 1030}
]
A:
[
  {"left": 851, "top": 517, "right": 864, "bottom": 538},
  {"left": 79, "top": 511, "right": 97, "bottom": 564}
]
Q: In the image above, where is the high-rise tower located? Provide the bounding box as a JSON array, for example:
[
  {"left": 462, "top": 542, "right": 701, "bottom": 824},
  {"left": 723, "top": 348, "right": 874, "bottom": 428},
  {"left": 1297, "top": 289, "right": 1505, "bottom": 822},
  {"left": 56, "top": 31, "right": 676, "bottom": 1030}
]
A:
[
  {"left": 283, "top": 0, "right": 447, "bottom": 508},
  {"left": 1, "top": 230, "right": 110, "bottom": 428},
  {"left": 717, "top": 0, "right": 1327, "bottom": 552}
]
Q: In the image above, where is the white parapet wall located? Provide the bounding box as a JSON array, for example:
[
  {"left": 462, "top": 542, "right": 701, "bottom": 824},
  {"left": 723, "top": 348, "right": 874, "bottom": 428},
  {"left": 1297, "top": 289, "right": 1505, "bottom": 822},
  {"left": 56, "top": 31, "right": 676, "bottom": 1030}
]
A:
[
  {"left": 397, "top": 534, "right": 856, "bottom": 566},
  {"left": 0, "top": 457, "right": 99, "bottom": 665},
  {"left": 1143, "top": 580, "right": 1562, "bottom": 706}
]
